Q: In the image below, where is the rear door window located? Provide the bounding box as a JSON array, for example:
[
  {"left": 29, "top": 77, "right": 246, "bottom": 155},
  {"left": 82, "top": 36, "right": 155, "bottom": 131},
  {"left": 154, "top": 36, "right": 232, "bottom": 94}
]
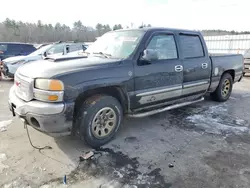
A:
[
  {"left": 7, "top": 44, "right": 23, "bottom": 55},
  {"left": 23, "top": 45, "right": 36, "bottom": 54},
  {"left": 179, "top": 34, "right": 204, "bottom": 58},
  {"left": 68, "top": 44, "right": 84, "bottom": 53}
]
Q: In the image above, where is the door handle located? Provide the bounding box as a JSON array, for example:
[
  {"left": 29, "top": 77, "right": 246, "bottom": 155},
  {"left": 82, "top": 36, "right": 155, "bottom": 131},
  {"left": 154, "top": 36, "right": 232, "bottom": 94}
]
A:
[
  {"left": 202, "top": 63, "right": 208, "bottom": 69},
  {"left": 175, "top": 65, "right": 183, "bottom": 72}
]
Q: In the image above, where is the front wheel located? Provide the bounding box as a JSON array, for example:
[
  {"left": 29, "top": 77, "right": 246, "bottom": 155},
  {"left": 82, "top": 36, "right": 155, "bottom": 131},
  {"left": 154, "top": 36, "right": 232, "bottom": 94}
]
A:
[
  {"left": 76, "top": 95, "right": 123, "bottom": 148},
  {"left": 211, "top": 73, "right": 233, "bottom": 102}
]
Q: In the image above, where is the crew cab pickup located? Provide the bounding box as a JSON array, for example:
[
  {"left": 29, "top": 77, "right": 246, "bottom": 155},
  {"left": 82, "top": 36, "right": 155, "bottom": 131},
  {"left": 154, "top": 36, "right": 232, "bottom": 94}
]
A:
[{"left": 8, "top": 27, "right": 244, "bottom": 148}]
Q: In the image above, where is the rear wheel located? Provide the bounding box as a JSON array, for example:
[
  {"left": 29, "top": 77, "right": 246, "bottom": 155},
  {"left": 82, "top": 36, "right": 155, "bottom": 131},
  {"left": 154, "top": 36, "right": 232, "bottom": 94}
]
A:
[
  {"left": 211, "top": 73, "right": 233, "bottom": 102},
  {"left": 76, "top": 95, "right": 123, "bottom": 148}
]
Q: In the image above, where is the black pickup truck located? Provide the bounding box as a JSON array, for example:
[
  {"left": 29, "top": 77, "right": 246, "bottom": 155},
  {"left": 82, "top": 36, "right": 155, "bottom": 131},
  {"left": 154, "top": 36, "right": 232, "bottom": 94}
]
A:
[{"left": 8, "top": 27, "right": 243, "bottom": 148}]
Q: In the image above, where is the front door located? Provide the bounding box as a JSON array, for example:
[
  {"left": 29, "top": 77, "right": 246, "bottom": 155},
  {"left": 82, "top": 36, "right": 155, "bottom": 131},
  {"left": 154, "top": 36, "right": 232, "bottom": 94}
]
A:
[
  {"left": 133, "top": 32, "right": 183, "bottom": 109},
  {"left": 179, "top": 33, "right": 211, "bottom": 96}
]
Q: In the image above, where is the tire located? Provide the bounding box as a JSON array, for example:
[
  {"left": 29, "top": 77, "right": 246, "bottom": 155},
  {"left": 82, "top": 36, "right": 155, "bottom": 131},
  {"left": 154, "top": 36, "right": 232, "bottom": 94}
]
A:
[
  {"left": 211, "top": 73, "right": 233, "bottom": 102},
  {"left": 76, "top": 95, "right": 123, "bottom": 148}
]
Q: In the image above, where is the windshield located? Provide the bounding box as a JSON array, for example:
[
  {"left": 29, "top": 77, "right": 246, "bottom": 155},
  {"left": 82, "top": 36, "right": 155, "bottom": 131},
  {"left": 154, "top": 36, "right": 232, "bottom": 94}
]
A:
[
  {"left": 28, "top": 44, "right": 53, "bottom": 56},
  {"left": 85, "top": 30, "right": 145, "bottom": 59}
]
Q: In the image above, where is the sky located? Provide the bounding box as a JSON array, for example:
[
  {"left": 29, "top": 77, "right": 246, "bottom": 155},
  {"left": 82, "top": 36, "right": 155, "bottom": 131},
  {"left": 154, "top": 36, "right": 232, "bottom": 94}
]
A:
[{"left": 0, "top": 0, "right": 249, "bottom": 31}]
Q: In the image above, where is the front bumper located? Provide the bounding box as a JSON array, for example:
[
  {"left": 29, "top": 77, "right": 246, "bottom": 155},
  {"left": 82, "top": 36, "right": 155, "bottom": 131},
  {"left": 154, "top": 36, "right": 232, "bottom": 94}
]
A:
[
  {"left": 8, "top": 86, "right": 74, "bottom": 136},
  {"left": 2, "top": 62, "right": 15, "bottom": 78}
]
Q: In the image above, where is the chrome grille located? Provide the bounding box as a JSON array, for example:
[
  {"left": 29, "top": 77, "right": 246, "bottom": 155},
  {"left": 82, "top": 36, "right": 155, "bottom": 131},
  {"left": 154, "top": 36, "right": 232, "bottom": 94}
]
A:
[{"left": 14, "top": 73, "right": 34, "bottom": 101}]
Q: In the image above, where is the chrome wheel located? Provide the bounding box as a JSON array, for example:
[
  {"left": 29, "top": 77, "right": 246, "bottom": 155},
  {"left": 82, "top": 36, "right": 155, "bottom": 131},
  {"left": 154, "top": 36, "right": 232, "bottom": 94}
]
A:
[
  {"left": 221, "top": 79, "right": 231, "bottom": 98},
  {"left": 91, "top": 107, "right": 117, "bottom": 139}
]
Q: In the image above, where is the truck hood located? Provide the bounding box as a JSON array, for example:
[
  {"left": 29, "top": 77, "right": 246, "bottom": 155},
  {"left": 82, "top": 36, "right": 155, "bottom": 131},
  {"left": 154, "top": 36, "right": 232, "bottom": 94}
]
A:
[
  {"left": 17, "top": 56, "right": 121, "bottom": 79},
  {"left": 3, "top": 56, "right": 26, "bottom": 63},
  {"left": 4, "top": 54, "right": 43, "bottom": 65}
]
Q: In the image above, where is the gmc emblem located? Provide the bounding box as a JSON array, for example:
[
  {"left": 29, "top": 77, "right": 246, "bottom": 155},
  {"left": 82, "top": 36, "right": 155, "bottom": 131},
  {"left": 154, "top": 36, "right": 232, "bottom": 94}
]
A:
[{"left": 15, "top": 81, "right": 21, "bottom": 87}]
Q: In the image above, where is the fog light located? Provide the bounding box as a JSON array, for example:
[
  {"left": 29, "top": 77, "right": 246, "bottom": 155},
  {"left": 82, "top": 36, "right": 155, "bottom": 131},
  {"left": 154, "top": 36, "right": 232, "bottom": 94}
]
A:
[
  {"left": 48, "top": 95, "right": 59, "bottom": 101},
  {"left": 34, "top": 93, "right": 59, "bottom": 102}
]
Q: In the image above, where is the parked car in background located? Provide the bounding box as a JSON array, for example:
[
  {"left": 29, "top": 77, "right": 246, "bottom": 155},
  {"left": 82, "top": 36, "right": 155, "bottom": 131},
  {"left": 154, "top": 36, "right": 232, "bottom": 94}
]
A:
[
  {"left": 8, "top": 27, "right": 243, "bottom": 148},
  {"left": 34, "top": 43, "right": 50, "bottom": 49},
  {"left": 0, "top": 42, "right": 36, "bottom": 60},
  {"left": 2, "top": 42, "right": 88, "bottom": 78},
  {"left": 243, "top": 48, "right": 250, "bottom": 75}
]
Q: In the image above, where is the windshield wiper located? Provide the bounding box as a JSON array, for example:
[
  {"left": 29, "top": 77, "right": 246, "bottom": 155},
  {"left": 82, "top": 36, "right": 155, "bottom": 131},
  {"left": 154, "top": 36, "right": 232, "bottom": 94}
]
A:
[{"left": 92, "top": 52, "right": 112, "bottom": 58}]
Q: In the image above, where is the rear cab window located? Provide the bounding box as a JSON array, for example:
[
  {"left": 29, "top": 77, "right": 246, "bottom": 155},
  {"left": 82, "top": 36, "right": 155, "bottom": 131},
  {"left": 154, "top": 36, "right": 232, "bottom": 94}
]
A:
[
  {"left": 179, "top": 34, "right": 204, "bottom": 58},
  {"left": 23, "top": 45, "right": 36, "bottom": 54}
]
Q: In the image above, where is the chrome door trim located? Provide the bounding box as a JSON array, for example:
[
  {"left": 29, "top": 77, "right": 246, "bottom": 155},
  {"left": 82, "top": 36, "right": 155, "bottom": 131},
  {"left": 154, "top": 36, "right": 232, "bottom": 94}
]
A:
[
  {"left": 182, "top": 80, "right": 210, "bottom": 95},
  {"left": 183, "top": 80, "right": 209, "bottom": 88},
  {"left": 136, "top": 85, "right": 182, "bottom": 97}
]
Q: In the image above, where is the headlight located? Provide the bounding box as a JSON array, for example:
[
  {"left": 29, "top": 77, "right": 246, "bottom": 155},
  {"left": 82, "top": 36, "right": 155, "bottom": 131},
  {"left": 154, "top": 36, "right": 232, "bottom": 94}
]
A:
[
  {"left": 34, "top": 79, "right": 64, "bottom": 102},
  {"left": 35, "top": 79, "right": 64, "bottom": 91}
]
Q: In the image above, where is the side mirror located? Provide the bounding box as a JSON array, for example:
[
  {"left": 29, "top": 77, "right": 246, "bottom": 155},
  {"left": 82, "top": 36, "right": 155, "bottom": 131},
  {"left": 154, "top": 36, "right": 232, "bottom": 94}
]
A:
[
  {"left": 140, "top": 49, "right": 158, "bottom": 62},
  {"left": 43, "top": 51, "right": 47, "bottom": 57}
]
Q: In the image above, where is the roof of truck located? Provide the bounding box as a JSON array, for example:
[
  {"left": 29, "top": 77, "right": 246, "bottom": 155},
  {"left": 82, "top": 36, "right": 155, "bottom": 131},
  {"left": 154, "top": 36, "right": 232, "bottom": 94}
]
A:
[{"left": 115, "top": 27, "right": 201, "bottom": 34}]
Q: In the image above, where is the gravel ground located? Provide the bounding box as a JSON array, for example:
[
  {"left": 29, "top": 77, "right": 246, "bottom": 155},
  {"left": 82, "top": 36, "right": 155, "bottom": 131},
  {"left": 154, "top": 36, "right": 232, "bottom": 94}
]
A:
[{"left": 1, "top": 77, "right": 250, "bottom": 188}]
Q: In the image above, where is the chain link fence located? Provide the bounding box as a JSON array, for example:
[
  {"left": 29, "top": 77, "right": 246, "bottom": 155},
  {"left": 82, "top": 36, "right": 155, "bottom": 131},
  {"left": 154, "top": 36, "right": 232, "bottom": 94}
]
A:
[{"left": 204, "top": 34, "right": 250, "bottom": 55}]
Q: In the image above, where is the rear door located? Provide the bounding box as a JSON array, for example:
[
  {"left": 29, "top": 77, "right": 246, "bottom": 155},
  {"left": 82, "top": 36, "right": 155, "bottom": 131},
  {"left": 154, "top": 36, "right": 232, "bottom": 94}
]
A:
[
  {"left": 179, "top": 33, "right": 211, "bottom": 96},
  {"left": 133, "top": 32, "right": 183, "bottom": 109}
]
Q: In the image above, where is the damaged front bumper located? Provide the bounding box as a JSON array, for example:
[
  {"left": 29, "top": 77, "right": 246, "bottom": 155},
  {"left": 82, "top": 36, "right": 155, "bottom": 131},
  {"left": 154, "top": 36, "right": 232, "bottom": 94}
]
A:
[
  {"left": 8, "top": 86, "right": 74, "bottom": 136},
  {"left": 2, "top": 62, "right": 15, "bottom": 78}
]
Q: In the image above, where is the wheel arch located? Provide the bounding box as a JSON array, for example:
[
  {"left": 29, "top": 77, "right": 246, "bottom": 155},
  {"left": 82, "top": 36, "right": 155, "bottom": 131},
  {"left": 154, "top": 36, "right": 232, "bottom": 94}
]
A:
[
  {"left": 222, "top": 69, "right": 235, "bottom": 81},
  {"left": 73, "top": 86, "right": 129, "bottom": 121}
]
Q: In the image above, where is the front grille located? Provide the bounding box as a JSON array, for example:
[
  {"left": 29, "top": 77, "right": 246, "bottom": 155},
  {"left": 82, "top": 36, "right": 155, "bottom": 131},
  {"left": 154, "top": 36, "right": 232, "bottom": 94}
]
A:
[{"left": 14, "top": 73, "right": 34, "bottom": 101}]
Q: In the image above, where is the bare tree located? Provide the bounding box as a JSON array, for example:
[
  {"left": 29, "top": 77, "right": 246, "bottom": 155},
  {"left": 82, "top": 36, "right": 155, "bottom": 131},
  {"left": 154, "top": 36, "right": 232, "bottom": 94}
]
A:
[{"left": 0, "top": 18, "right": 154, "bottom": 43}]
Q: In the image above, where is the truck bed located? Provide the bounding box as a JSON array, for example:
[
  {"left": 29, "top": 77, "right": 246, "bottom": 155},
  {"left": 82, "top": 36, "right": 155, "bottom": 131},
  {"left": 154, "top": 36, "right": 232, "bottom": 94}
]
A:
[
  {"left": 208, "top": 53, "right": 243, "bottom": 92},
  {"left": 210, "top": 53, "right": 243, "bottom": 74}
]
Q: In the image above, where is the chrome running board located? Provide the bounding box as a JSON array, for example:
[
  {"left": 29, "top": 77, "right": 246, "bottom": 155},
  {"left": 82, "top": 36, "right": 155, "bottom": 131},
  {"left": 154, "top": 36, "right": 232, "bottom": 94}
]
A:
[{"left": 128, "top": 97, "right": 204, "bottom": 118}]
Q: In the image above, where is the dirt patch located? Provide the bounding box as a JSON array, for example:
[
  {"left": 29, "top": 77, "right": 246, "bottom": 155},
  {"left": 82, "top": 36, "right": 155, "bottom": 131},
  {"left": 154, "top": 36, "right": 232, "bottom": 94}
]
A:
[
  {"left": 168, "top": 150, "right": 250, "bottom": 188},
  {"left": 225, "top": 134, "right": 250, "bottom": 144},
  {"left": 170, "top": 174, "right": 216, "bottom": 188},
  {"left": 42, "top": 148, "right": 171, "bottom": 188},
  {"left": 124, "top": 137, "right": 138, "bottom": 143},
  {"left": 204, "top": 151, "right": 250, "bottom": 171},
  {"left": 202, "top": 150, "right": 250, "bottom": 187}
]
